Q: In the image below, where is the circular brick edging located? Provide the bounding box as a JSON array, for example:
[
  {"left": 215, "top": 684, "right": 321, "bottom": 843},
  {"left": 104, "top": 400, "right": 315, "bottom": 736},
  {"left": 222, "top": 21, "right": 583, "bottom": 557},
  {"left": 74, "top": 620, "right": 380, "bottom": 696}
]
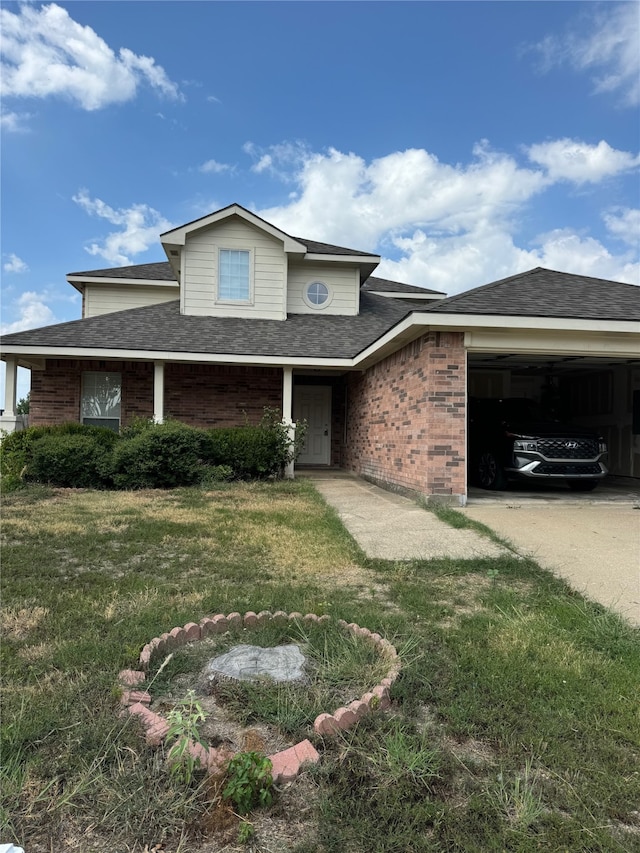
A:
[{"left": 118, "top": 611, "right": 400, "bottom": 785}]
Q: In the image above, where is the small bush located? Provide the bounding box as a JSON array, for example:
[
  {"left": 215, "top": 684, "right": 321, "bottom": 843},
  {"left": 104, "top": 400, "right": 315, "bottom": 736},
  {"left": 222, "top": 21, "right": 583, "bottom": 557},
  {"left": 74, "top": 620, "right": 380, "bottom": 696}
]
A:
[
  {"left": 201, "top": 408, "right": 303, "bottom": 480},
  {"left": 110, "top": 421, "right": 205, "bottom": 489},
  {"left": 201, "top": 427, "right": 282, "bottom": 479}
]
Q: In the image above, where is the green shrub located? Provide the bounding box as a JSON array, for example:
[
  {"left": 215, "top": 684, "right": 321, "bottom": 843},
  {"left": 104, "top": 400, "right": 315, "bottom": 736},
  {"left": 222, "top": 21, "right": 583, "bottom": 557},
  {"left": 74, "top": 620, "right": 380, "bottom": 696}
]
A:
[
  {"left": 110, "top": 421, "right": 205, "bottom": 489},
  {"left": 27, "top": 432, "right": 114, "bottom": 488},
  {"left": 1, "top": 423, "right": 119, "bottom": 490},
  {"left": 201, "top": 408, "right": 304, "bottom": 480}
]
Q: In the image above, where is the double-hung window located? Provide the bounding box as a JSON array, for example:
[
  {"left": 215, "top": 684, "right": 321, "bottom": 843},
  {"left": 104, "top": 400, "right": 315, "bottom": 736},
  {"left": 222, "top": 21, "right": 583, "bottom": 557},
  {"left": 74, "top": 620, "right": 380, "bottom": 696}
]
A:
[
  {"left": 218, "top": 249, "right": 251, "bottom": 302},
  {"left": 81, "top": 372, "right": 121, "bottom": 430}
]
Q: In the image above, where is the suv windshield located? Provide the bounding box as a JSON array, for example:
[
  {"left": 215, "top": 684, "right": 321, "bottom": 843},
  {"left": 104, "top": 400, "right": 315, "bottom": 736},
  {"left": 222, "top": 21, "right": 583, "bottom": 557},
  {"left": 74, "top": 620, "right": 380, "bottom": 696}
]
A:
[{"left": 470, "top": 397, "right": 549, "bottom": 423}]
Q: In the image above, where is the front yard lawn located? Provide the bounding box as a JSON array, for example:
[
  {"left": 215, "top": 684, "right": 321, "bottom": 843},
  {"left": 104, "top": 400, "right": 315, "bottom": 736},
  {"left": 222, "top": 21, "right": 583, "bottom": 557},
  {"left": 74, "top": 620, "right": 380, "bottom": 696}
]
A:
[{"left": 1, "top": 480, "right": 638, "bottom": 851}]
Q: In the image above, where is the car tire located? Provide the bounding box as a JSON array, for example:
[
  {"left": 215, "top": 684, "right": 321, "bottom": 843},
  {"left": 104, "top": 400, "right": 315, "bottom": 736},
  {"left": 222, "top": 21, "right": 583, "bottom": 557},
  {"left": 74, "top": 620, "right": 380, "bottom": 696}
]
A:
[
  {"left": 477, "top": 451, "right": 507, "bottom": 490},
  {"left": 567, "top": 479, "right": 599, "bottom": 492}
]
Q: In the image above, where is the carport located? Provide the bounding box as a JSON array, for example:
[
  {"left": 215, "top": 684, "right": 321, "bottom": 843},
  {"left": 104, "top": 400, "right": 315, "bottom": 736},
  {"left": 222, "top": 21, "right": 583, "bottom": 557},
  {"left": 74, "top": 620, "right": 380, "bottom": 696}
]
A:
[{"left": 467, "top": 351, "right": 640, "bottom": 481}]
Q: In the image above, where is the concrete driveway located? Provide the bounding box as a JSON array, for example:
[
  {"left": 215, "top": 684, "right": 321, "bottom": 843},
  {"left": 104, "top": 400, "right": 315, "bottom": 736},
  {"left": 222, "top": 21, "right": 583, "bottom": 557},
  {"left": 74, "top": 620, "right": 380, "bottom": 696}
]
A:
[
  {"left": 304, "top": 470, "right": 639, "bottom": 627},
  {"left": 461, "top": 495, "right": 640, "bottom": 626}
]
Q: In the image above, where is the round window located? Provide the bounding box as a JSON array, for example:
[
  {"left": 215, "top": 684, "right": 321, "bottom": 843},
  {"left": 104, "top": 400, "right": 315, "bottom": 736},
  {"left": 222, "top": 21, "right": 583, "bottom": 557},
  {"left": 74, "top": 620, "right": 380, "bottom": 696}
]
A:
[{"left": 305, "top": 280, "right": 330, "bottom": 308}]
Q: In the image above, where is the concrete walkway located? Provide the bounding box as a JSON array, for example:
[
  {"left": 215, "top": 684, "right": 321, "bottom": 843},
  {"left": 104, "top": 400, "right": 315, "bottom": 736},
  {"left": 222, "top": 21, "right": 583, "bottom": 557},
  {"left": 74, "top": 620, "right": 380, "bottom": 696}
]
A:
[
  {"left": 302, "top": 470, "right": 640, "bottom": 627},
  {"left": 303, "top": 470, "right": 506, "bottom": 561}
]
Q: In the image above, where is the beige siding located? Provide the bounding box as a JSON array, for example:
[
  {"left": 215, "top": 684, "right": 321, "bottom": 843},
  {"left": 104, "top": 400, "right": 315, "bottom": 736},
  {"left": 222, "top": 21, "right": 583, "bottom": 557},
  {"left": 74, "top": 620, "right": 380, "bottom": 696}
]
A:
[
  {"left": 84, "top": 284, "right": 179, "bottom": 318},
  {"left": 182, "top": 217, "right": 286, "bottom": 320},
  {"left": 287, "top": 262, "right": 359, "bottom": 315}
]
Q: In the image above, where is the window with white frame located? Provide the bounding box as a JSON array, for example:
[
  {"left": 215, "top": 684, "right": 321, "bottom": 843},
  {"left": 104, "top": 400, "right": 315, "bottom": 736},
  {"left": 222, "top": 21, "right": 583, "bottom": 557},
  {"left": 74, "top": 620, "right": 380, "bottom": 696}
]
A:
[
  {"left": 81, "top": 372, "right": 121, "bottom": 430},
  {"left": 303, "top": 279, "right": 333, "bottom": 309},
  {"left": 218, "top": 249, "right": 251, "bottom": 301}
]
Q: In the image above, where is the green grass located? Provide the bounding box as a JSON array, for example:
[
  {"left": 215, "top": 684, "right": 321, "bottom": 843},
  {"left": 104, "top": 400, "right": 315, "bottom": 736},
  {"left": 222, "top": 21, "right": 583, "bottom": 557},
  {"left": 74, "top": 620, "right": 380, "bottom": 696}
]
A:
[{"left": 1, "top": 481, "right": 638, "bottom": 852}]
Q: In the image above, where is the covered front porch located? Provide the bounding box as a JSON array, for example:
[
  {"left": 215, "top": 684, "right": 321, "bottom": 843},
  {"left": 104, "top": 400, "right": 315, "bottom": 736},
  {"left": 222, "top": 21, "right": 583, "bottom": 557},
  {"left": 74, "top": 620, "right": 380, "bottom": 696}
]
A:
[{"left": 1, "top": 355, "right": 349, "bottom": 470}]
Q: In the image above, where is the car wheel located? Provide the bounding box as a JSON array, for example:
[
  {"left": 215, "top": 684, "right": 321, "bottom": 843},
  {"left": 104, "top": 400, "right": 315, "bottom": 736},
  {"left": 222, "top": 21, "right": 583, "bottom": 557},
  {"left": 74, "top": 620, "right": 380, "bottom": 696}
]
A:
[
  {"left": 477, "top": 451, "right": 507, "bottom": 490},
  {"left": 567, "top": 479, "right": 599, "bottom": 491}
]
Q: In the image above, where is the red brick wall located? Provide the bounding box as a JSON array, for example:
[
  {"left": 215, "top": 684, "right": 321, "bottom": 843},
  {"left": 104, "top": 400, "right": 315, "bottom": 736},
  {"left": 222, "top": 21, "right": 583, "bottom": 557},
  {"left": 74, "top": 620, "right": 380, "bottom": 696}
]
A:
[
  {"left": 164, "top": 364, "right": 282, "bottom": 426},
  {"left": 30, "top": 360, "right": 282, "bottom": 428},
  {"left": 343, "top": 332, "right": 467, "bottom": 502}
]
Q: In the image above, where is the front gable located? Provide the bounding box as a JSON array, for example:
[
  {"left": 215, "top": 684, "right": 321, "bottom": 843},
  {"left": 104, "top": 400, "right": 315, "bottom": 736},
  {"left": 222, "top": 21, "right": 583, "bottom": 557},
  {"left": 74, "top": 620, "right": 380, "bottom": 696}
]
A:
[{"left": 161, "top": 203, "right": 379, "bottom": 321}]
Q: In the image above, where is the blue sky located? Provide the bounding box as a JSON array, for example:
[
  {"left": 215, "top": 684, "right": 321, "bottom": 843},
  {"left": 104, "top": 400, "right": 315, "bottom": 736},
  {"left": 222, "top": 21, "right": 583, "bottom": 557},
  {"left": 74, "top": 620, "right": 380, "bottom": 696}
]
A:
[{"left": 1, "top": 1, "right": 639, "bottom": 399}]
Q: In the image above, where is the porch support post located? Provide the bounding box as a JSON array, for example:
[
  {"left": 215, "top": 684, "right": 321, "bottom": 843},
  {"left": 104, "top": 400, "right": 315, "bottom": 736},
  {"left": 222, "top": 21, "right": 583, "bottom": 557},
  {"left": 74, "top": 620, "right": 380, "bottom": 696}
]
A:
[
  {"left": 3, "top": 357, "right": 17, "bottom": 417},
  {"left": 282, "top": 367, "right": 295, "bottom": 479},
  {"left": 153, "top": 361, "right": 164, "bottom": 424}
]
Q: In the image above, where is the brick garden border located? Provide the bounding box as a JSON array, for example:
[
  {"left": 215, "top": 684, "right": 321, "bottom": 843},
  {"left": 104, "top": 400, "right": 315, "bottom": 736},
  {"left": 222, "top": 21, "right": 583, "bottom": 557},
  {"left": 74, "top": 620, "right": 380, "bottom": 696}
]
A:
[{"left": 118, "top": 611, "right": 400, "bottom": 784}]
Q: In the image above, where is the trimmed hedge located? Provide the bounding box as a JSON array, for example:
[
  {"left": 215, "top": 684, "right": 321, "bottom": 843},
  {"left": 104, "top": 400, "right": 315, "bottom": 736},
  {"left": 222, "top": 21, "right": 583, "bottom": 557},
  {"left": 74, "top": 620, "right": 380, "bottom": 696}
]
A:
[{"left": 1, "top": 410, "right": 303, "bottom": 490}]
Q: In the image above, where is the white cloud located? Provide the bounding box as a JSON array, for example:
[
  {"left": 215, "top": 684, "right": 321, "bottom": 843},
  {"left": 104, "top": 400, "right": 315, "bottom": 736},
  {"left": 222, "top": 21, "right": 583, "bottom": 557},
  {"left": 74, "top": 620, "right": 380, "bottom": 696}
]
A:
[
  {"left": 3, "top": 253, "right": 29, "bottom": 273},
  {"left": 0, "top": 109, "right": 32, "bottom": 132},
  {"left": 252, "top": 140, "right": 638, "bottom": 294},
  {"left": 530, "top": 3, "right": 640, "bottom": 107},
  {"left": 199, "top": 159, "right": 232, "bottom": 174},
  {"left": 258, "top": 142, "right": 547, "bottom": 250},
  {"left": 531, "top": 228, "right": 639, "bottom": 283},
  {"left": 72, "top": 190, "right": 174, "bottom": 266},
  {"left": 603, "top": 207, "right": 640, "bottom": 246},
  {"left": 526, "top": 139, "right": 639, "bottom": 185},
  {"left": 1, "top": 291, "right": 56, "bottom": 335},
  {"left": 0, "top": 2, "right": 182, "bottom": 110}
]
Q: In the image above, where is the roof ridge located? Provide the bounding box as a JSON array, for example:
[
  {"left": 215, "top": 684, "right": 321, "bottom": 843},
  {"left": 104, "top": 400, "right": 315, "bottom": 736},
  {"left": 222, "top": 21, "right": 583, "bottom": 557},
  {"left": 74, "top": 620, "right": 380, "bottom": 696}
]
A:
[{"left": 426, "top": 267, "right": 542, "bottom": 309}]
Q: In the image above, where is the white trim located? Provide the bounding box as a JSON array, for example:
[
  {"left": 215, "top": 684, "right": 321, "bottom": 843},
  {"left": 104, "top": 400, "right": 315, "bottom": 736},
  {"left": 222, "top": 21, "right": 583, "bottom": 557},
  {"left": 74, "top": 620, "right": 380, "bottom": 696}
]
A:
[
  {"left": 304, "top": 252, "right": 380, "bottom": 265},
  {"left": 160, "top": 204, "right": 307, "bottom": 253},
  {"left": 0, "top": 345, "right": 357, "bottom": 369},
  {"left": 353, "top": 312, "right": 640, "bottom": 368}
]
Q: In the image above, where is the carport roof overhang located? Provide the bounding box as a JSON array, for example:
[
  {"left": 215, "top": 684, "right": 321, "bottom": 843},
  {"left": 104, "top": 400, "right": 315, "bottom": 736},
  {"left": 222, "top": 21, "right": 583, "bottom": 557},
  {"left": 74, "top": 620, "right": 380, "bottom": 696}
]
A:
[
  {"left": 3, "top": 312, "right": 639, "bottom": 373},
  {"left": 354, "top": 312, "right": 640, "bottom": 368}
]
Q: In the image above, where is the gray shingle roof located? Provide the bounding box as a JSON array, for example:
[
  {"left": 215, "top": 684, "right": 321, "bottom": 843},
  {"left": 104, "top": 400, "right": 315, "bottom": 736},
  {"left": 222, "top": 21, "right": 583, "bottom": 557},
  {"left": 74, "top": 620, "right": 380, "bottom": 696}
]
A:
[
  {"left": 68, "top": 262, "right": 177, "bottom": 280},
  {"left": 426, "top": 268, "right": 640, "bottom": 321},
  {"left": 362, "top": 276, "right": 445, "bottom": 296},
  {"left": 296, "top": 237, "right": 377, "bottom": 257},
  {"left": 1, "top": 292, "right": 411, "bottom": 359}
]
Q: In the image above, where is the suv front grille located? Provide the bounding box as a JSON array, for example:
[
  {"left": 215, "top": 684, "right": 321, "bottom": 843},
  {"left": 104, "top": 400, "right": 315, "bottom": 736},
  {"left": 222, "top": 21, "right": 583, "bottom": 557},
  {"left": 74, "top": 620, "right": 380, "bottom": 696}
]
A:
[
  {"left": 535, "top": 462, "right": 602, "bottom": 476},
  {"left": 538, "top": 439, "right": 599, "bottom": 459}
]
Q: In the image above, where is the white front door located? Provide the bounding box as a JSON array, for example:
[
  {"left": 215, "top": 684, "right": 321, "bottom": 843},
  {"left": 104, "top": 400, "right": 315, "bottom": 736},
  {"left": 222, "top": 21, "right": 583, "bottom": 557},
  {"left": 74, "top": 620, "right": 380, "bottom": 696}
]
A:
[{"left": 293, "top": 385, "right": 332, "bottom": 465}]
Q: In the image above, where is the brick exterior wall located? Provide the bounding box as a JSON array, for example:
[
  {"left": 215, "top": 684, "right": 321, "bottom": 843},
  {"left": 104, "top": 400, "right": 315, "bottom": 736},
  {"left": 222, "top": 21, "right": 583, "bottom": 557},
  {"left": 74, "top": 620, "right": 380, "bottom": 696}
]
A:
[
  {"left": 343, "top": 332, "right": 467, "bottom": 503},
  {"left": 30, "top": 360, "right": 282, "bottom": 428},
  {"left": 164, "top": 364, "right": 282, "bottom": 426}
]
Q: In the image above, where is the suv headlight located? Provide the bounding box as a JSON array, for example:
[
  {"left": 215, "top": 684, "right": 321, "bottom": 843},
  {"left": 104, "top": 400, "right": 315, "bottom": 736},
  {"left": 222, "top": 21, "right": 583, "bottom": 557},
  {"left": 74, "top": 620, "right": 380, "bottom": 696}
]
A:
[
  {"left": 513, "top": 439, "right": 539, "bottom": 452},
  {"left": 598, "top": 440, "right": 607, "bottom": 454}
]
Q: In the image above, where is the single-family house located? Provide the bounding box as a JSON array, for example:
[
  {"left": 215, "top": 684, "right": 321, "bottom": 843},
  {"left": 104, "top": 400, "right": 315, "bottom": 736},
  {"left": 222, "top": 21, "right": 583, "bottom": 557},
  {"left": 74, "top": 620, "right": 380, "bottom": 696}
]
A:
[{"left": 2, "top": 203, "right": 639, "bottom": 504}]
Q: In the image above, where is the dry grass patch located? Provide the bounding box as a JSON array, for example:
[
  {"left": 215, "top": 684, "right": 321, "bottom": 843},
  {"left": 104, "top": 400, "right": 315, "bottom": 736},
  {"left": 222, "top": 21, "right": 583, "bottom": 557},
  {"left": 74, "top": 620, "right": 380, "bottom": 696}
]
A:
[{"left": 0, "top": 606, "right": 49, "bottom": 640}]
